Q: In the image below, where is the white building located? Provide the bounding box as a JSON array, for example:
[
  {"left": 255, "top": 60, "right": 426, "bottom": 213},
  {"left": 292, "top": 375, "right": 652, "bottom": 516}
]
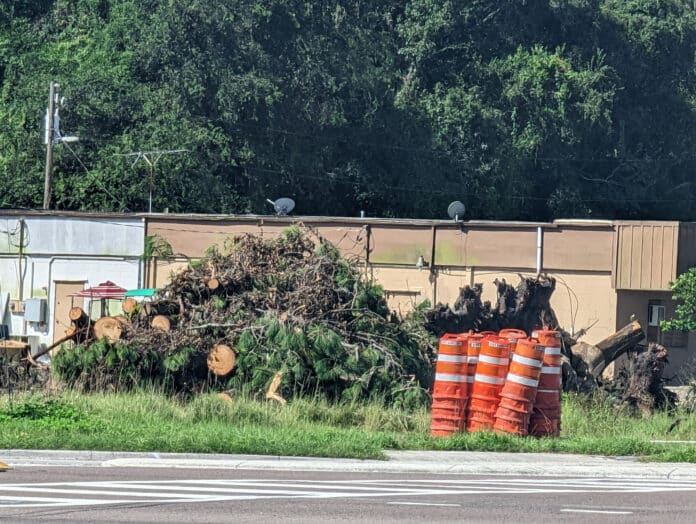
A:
[{"left": 0, "top": 212, "right": 144, "bottom": 349}]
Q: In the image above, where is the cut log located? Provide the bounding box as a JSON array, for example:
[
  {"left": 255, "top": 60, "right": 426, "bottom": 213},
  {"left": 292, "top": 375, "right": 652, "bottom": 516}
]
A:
[
  {"left": 65, "top": 325, "right": 77, "bottom": 338},
  {"left": 570, "top": 320, "right": 644, "bottom": 379},
  {"left": 151, "top": 315, "right": 171, "bottom": 331},
  {"left": 207, "top": 343, "right": 236, "bottom": 376},
  {"left": 32, "top": 328, "right": 85, "bottom": 360},
  {"left": 266, "top": 371, "right": 286, "bottom": 405},
  {"left": 93, "top": 316, "right": 123, "bottom": 343},
  {"left": 113, "top": 315, "right": 128, "bottom": 325},
  {"left": 217, "top": 391, "right": 233, "bottom": 403},
  {"left": 69, "top": 307, "right": 88, "bottom": 327},
  {"left": 207, "top": 277, "right": 220, "bottom": 291},
  {"left": 122, "top": 297, "right": 138, "bottom": 315}
]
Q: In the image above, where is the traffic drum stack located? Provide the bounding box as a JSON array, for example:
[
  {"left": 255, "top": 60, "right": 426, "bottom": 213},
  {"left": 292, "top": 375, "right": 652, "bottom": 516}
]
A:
[
  {"left": 529, "top": 330, "right": 563, "bottom": 437},
  {"left": 493, "top": 337, "right": 544, "bottom": 435},
  {"left": 467, "top": 336, "right": 510, "bottom": 432},
  {"left": 430, "top": 334, "right": 469, "bottom": 436}
]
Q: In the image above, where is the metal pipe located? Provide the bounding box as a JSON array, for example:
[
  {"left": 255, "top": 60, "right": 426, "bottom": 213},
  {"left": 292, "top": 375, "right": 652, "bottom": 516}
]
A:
[{"left": 536, "top": 226, "right": 543, "bottom": 275}]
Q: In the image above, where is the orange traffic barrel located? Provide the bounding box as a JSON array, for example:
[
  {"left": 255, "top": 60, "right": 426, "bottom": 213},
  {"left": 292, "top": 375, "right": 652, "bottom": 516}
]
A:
[
  {"left": 467, "top": 336, "right": 510, "bottom": 432},
  {"left": 498, "top": 328, "right": 527, "bottom": 352},
  {"left": 530, "top": 330, "right": 562, "bottom": 437},
  {"left": 431, "top": 334, "right": 468, "bottom": 436},
  {"left": 465, "top": 334, "right": 484, "bottom": 404},
  {"left": 494, "top": 338, "right": 543, "bottom": 436},
  {"left": 499, "top": 338, "right": 544, "bottom": 403}
]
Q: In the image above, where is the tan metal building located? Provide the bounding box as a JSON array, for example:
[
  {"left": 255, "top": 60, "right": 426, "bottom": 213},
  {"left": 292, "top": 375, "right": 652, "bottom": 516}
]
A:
[
  {"left": 2, "top": 211, "right": 693, "bottom": 382},
  {"left": 144, "top": 215, "right": 696, "bottom": 383}
]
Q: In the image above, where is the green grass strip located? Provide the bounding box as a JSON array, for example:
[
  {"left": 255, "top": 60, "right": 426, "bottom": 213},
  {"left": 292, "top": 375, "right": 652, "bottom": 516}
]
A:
[{"left": 1, "top": 391, "right": 695, "bottom": 461}]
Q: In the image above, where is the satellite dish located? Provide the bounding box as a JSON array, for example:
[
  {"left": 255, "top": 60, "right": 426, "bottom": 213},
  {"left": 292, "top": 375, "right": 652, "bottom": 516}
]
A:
[
  {"left": 266, "top": 197, "right": 295, "bottom": 216},
  {"left": 447, "top": 201, "right": 466, "bottom": 221}
]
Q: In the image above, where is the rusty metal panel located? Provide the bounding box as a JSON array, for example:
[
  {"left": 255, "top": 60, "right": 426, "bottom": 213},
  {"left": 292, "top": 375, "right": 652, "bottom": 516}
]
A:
[
  {"left": 677, "top": 223, "right": 696, "bottom": 274},
  {"left": 147, "top": 218, "right": 366, "bottom": 259},
  {"left": 146, "top": 219, "right": 266, "bottom": 257},
  {"left": 369, "top": 225, "right": 432, "bottom": 265},
  {"left": 615, "top": 223, "right": 678, "bottom": 290},
  {"left": 433, "top": 228, "right": 467, "bottom": 266},
  {"left": 542, "top": 227, "right": 613, "bottom": 271},
  {"left": 465, "top": 228, "right": 537, "bottom": 268},
  {"left": 435, "top": 227, "right": 537, "bottom": 268},
  {"left": 311, "top": 224, "right": 367, "bottom": 260}
]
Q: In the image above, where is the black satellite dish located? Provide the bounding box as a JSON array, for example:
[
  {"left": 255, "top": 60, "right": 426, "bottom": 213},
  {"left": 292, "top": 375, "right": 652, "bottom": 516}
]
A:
[
  {"left": 266, "top": 197, "right": 295, "bottom": 216},
  {"left": 447, "top": 201, "right": 466, "bottom": 221}
]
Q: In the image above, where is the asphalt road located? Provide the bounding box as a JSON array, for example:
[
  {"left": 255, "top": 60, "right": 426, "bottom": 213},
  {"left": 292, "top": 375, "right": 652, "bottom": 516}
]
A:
[{"left": 2, "top": 466, "right": 696, "bottom": 523}]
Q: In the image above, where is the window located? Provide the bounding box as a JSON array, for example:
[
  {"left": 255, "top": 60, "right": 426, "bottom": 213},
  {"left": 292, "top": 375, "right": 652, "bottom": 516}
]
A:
[
  {"left": 648, "top": 304, "right": 665, "bottom": 326},
  {"left": 646, "top": 300, "right": 664, "bottom": 343}
]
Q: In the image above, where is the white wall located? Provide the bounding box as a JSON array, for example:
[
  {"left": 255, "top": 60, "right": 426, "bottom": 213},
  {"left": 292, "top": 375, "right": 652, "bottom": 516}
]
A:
[
  {"left": 0, "top": 215, "right": 144, "bottom": 346},
  {"left": 0, "top": 216, "right": 143, "bottom": 256}
]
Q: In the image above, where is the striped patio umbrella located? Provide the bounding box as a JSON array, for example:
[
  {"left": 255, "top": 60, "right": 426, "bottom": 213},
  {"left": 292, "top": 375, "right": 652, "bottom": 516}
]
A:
[
  {"left": 69, "top": 281, "right": 127, "bottom": 317},
  {"left": 69, "top": 281, "right": 127, "bottom": 299}
]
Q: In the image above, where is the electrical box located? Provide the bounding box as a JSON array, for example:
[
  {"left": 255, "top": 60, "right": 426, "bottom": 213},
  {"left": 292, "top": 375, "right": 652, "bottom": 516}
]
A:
[{"left": 24, "top": 298, "right": 47, "bottom": 323}]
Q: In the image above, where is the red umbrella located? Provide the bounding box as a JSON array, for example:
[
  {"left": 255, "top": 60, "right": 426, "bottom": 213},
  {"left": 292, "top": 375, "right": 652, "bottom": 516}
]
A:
[
  {"left": 69, "top": 281, "right": 127, "bottom": 317},
  {"left": 69, "top": 281, "right": 127, "bottom": 299}
]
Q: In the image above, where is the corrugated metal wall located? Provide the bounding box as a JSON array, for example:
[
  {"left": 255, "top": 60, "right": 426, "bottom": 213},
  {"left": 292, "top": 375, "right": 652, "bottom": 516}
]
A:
[{"left": 613, "top": 222, "right": 679, "bottom": 290}]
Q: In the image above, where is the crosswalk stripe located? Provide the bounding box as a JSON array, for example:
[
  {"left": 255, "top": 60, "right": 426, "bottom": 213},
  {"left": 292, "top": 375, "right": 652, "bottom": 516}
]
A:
[{"left": 3, "top": 477, "right": 696, "bottom": 509}]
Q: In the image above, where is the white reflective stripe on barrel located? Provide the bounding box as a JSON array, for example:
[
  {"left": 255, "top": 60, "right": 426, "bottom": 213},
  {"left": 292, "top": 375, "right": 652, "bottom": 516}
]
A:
[
  {"left": 506, "top": 373, "right": 540, "bottom": 387},
  {"left": 466, "top": 376, "right": 475, "bottom": 383},
  {"left": 537, "top": 388, "right": 560, "bottom": 393},
  {"left": 437, "top": 354, "right": 467, "bottom": 363},
  {"left": 543, "top": 346, "right": 562, "bottom": 356},
  {"left": 478, "top": 354, "right": 508, "bottom": 366},
  {"left": 467, "top": 356, "right": 479, "bottom": 364},
  {"left": 511, "top": 354, "right": 542, "bottom": 367},
  {"left": 540, "top": 366, "right": 561, "bottom": 374},
  {"left": 435, "top": 373, "right": 468, "bottom": 383},
  {"left": 473, "top": 374, "right": 505, "bottom": 385}
]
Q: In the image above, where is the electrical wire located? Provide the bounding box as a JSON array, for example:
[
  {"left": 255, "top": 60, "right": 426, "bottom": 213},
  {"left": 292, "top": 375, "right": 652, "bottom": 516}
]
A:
[{"left": 61, "top": 141, "right": 132, "bottom": 212}]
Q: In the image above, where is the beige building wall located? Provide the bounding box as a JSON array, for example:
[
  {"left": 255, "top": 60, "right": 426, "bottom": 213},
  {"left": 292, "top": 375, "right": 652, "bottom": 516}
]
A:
[
  {"left": 368, "top": 266, "right": 434, "bottom": 315},
  {"left": 548, "top": 272, "right": 616, "bottom": 344}
]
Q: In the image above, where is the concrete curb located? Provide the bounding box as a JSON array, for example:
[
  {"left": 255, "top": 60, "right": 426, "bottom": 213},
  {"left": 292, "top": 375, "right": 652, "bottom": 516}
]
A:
[{"left": 2, "top": 449, "right": 696, "bottom": 479}]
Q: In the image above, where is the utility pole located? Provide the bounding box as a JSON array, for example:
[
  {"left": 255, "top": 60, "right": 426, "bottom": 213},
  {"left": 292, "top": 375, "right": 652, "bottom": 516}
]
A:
[
  {"left": 117, "top": 149, "right": 187, "bottom": 213},
  {"left": 42, "top": 81, "right": 78, "bottom": 210},
  {"left": 42, "top": 81, "right": 57, "bottom": 210}
]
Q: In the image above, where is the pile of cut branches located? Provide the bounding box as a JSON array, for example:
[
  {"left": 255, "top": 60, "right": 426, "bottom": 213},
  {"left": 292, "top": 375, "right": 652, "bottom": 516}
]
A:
[{"left": 53, "top": 226, "right": 435, "bottom": 407}]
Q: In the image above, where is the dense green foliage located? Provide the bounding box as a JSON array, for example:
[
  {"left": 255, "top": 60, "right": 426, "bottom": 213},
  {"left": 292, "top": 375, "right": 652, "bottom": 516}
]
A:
[
  {"left": 1, "top": 1, "right": 694, "bottom": 219},
  {"left": 663, "top": 267, "right": 696, "bottom": 332}
]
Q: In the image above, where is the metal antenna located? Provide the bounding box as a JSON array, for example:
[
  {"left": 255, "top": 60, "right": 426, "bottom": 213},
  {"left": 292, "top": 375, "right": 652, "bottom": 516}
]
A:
[{"left": 116, "top": 149, "right": 187, "bottom": 213}]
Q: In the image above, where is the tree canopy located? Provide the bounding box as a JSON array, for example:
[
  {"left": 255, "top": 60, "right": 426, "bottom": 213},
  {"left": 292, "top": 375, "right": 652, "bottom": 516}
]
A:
[{"left": 1, "top": 1, "right": 694, "bottom": 220}]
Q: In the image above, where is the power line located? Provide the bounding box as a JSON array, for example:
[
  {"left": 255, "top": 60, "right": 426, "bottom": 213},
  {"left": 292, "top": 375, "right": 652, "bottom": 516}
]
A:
[{"left": 116, "top": 149, "right": 188, "bottom": 213}]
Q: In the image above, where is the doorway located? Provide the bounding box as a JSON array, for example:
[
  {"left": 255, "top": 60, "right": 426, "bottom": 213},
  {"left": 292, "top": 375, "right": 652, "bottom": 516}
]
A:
[{"left": 52, "top": 281, "right": 86, "bottom": 343}]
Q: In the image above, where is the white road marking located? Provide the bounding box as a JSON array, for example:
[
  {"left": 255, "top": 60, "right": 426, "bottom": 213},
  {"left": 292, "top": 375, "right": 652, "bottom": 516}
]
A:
[
  {"left": 2, "top": 476, "right": 696, "bottom": 509},
  {"left": 561, "top": 509, "right": 634, "bottom": 515},
  {"left": 388, "top": 502, "right": 461, "bottom": 507}
]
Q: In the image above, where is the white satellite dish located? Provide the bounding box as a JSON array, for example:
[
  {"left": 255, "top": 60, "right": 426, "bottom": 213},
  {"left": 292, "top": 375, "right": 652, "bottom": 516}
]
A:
[
  {"left": 266, "top": 197, "right": 295, "bottom": 216},
  {"left": 447, "top": 201, "right": 466, "bottom": 221}
]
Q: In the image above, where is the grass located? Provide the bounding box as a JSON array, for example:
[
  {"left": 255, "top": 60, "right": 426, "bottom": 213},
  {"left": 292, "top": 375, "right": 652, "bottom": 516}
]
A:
[{"left": 1, "top": 390, "right": 695, "bottom": 461}]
